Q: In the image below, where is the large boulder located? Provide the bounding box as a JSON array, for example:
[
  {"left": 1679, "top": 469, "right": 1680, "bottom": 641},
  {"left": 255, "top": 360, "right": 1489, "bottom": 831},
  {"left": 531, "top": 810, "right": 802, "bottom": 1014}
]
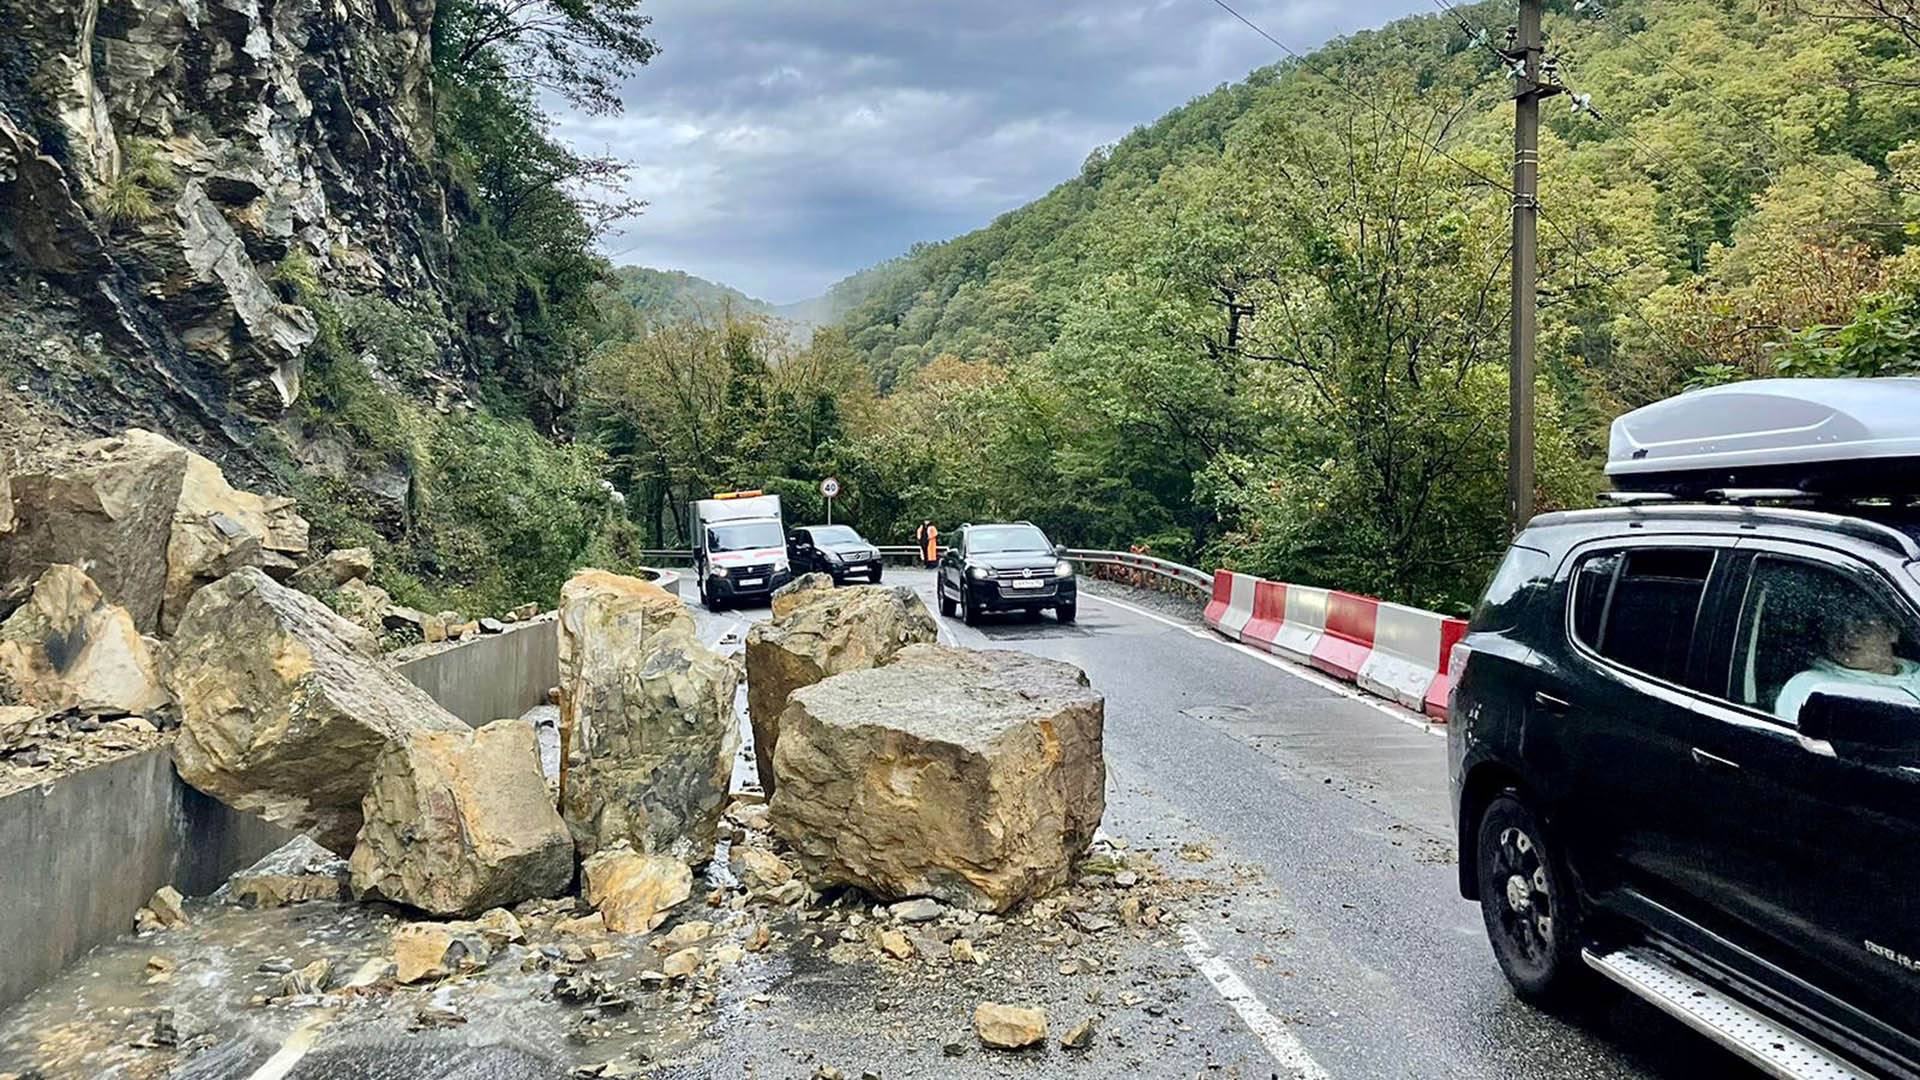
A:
[
  {"left": 165, "top": 568, "right": 468, "bottom": 851},
  {"left": 350, "top": 719, "right": 574, "bottom": 917},
  {"left": 0, "top": 428, "right": 311, "bottom": 637},
  {"left": 557, "top": 569, "right": 735, "bottom": 861},
  {"left": 161, "top": 445, "right": 309, "bottom": 634},
  {"left": 562, "top": 626, "right": 739, "bottom": 863},
  {"left": 0, "top": 564, "right": 168, "bottom": 715},
  {"left": 0, "top": 430, "right": 190, "bottom": 634},
  {"left": 744, "top": 583, "right": 937, "bottom": 795},
  {"left": 769, "top": 645, "right": 1106, "bottom": 913}
]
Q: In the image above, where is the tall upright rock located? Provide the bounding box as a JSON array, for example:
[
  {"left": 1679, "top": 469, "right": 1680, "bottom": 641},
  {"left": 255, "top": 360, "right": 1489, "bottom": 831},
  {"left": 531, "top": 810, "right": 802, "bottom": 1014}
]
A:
[
  {"left": 744, "top": 583, "right": 938, "bottom": 794},
  {"left": 556, "top": 569, "right": 737, "bottom": 863}
]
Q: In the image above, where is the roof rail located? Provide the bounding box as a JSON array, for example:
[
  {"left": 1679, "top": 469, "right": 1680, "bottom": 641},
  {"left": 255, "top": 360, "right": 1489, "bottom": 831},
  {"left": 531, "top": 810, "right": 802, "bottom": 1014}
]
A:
[{"left": 1538, "top": 503, "right": 1920, "bottom": 559}]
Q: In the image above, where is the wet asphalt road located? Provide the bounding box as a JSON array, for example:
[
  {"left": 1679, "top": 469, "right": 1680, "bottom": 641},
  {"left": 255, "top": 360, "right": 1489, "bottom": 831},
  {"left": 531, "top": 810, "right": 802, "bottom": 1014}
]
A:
[{"left": 678, "top": 568, "right": 1757, "bottom": 1080}]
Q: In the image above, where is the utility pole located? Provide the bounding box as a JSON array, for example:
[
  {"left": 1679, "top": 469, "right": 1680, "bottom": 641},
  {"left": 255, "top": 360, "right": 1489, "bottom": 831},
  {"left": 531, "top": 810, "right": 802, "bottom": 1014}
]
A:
[{"left": 1507, "top": 0, "right": 1557, "bottom": 534}]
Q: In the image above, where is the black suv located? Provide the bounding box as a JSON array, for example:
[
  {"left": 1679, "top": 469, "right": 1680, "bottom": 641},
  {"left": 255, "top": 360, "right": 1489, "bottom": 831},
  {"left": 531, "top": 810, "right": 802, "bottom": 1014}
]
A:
[
  {"left": 786, "top": 524, "right": 883, "bottom": 584},
  {"left": 1451, "top": 503, "right": 1920, "bottom": 1077},
  {"left": 937, "top": 522, "right": 1076, "bottom": 625}
]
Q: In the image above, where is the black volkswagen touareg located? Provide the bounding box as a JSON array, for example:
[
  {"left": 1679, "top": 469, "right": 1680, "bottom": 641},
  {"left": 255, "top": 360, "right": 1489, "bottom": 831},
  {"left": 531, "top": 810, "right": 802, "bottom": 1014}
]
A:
[
  {"left": 1451, "top": 379, "right": 1920, "bottom": 1078},
  {"left": 936, "top": 522, "right": 1077, "bottom": 625}
]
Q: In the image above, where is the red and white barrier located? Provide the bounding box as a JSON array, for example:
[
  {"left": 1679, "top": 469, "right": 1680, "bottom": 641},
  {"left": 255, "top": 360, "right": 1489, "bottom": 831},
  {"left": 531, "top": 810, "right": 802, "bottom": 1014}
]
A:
[
  {"left": 1201, "top": 570, "right": 1467, "bottom": 722},
  {"left": 1205, "top": 571, "right": 1258, "bottom": 640},
  {"left": 1270, "top": 585, "right": 1327, "bottom": 664}
]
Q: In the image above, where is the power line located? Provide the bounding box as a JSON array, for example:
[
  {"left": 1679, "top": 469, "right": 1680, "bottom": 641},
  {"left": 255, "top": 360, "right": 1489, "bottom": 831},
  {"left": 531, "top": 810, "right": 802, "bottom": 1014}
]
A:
[{"left": 1206, "top": 0, "right": 1516, "bottom": 197}]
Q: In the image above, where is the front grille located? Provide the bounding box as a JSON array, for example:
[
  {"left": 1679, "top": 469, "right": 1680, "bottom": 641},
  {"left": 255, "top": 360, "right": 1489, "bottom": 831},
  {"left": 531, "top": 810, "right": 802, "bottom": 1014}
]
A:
[
  {"left": 737, "top": 563, "right": 775, "bottom": 578},
  {"left": 990, "top": 566, "right": 1050, "bottom": 581}
]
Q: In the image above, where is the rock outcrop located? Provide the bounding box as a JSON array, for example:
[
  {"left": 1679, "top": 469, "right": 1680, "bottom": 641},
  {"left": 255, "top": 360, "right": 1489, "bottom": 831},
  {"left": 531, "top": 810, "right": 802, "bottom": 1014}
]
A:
[
  {"left": 4, "top": 0, "right": 447, "bottom": 433},
  {"left": 165, "top": 567, "right": 467, "bottom": 851},
  {"left": 769, "top": 645, "right": 1106, "bottom": 913},
  {"left": 0, "top": 564, "right": 168, "bottom": 715},
  {"left": 744, "top": 583, "right": 937, "bottom": 794},
  {"left": 557, "top": 570, "right": 734, "bottom": 862},
  {"left": 0, "top": 430, "right": 189, "bottom": 633},
  {"left": 350, "top": 719, "right": 574, "bottom": 917}
]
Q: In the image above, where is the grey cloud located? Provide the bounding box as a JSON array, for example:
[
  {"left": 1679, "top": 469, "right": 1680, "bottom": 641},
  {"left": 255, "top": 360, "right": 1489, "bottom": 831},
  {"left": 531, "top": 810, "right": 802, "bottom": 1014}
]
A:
[{"left": 563, "top": 0, "right": 1427, "bottom": 302}]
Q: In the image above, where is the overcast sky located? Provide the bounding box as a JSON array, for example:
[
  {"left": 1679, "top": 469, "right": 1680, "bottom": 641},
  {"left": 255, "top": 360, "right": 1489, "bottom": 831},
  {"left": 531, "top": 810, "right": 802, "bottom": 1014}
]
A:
[{"left": 559, "top": 0, "right": 1427, "bottom": 304}]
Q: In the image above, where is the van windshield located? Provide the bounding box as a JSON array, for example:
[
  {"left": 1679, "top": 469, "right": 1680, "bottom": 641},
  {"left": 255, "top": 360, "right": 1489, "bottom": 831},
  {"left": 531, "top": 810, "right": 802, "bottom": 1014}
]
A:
[{"left": 710, "top": 521, "right": 784, "bottom": 553}]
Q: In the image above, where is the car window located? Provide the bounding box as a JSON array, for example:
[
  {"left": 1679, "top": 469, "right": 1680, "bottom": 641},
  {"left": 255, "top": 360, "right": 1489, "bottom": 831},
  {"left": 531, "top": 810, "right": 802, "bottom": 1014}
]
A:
[
  {"left": 1470, "top": 545, "right": 1550, "bottom": 632},
  {"left": 1571, "top": 547, "right": 1715, "bottom": 685},
  {"left": 1730, "top": 556, "right": 1920, "bottom": 724}
]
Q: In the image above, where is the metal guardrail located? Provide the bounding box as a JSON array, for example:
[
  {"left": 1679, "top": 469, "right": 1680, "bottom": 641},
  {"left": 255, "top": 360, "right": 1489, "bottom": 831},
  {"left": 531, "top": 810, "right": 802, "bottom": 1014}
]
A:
[
  {"left": 633, "top": 546, "right": 1211, "bottom": 592},
  {"left": 1062, "top": 548, "right": 1211, "bottom": 593}
]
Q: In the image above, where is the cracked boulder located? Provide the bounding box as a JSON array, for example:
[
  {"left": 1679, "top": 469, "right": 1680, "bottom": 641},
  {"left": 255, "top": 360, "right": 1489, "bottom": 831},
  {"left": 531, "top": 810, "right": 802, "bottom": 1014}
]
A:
[
  {"left": 0, "top": 564, "right": 167, "bottom": 716},
  {"left": 769, "top": 645, "right": 1106, "bottom": 913},
  {"left": 557, "top": 570, "right": 733, "bottom": 861},
  {"left": 0, "top": 429, "right": 190, "bottom": 634},
  {"left": 744, "top": 583, "right": 937, "bottom": 794},
  {"left": 350, "top": 718, "right": 573, "bottom": 917},
  {"left": 582, "top": 846, "right": 692, "bottom": 933},
  {"left": 165, "top": 567, "right": 468, "bottom": 851},
  {"left": 162, "top": 438, "right": 310, "bottom": 634}
]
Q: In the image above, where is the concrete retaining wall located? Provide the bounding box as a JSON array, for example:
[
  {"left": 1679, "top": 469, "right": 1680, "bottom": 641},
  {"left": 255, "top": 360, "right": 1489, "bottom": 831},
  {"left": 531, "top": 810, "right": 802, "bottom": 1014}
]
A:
[
  {"left": 0, "top": 749, "right": 294, "bottom": 1010},
  {"left": 394, "top": 616, "right": 560, "bottom": 727}
]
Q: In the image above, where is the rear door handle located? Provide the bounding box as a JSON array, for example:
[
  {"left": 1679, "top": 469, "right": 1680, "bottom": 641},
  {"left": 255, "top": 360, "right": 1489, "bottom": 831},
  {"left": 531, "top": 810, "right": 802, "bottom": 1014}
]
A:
[
  {"left": 1532, "top": 691, "right": 1570, "bottom": 713},
  {"left": 1690, "top": 747, "right": 1741, "bottom": 772}
]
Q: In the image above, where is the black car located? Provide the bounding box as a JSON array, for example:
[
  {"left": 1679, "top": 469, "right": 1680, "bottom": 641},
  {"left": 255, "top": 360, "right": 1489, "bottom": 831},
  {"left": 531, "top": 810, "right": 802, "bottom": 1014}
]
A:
[
  {"left": 786, "top": 524, "right": 883, "bottom": 584},
  {"left": 936, "top": 522, "right": 1076, "bottom": 625},
  {"left": 1451, "top": 502, "right": 1920, "bottom": 1077}
]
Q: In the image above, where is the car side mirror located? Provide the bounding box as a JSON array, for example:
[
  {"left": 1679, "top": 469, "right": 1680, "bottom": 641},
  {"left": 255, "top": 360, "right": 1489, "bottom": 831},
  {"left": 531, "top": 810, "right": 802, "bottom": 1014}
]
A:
[
  {"left": 1799, "top": 688, "right": 1920, "bottom": 761},
  {"left": 1054, "top": 544, "right": 1068, "bottom": 557}
]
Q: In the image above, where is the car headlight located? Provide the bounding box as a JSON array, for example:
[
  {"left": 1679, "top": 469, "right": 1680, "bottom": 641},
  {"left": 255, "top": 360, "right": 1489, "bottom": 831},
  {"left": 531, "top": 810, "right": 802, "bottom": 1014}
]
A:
[
  {"left": 1054, "top": 560, "right": 1074, "bottom": 578},
  {"left": 711, "top": 566, "right": 729, "bottom": 578},
  {"left": 968, "top": 565, "right": 988, "bottom": 580},
  {"left": 824, "top": 550, "right": 844, "bottom": 563}
]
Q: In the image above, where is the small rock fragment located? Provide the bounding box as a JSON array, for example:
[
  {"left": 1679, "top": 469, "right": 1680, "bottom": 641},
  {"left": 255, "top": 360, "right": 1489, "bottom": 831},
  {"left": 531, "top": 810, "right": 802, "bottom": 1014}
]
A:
[
  {"left": 878, "top": 929, "right": 914, "bottom": 961},
  {"left": 974, "top": 1002, "right": 1048, "bottom": 1049},
  {"left": 663, "top": 947, "right": 702, "bottom": 978},
  {"left": 1060, "top": 1016, "right": 1097, "bottom": 1050},
  {"left": 280, "top": 958, "right": 331, "bottom": 997},
  {"left": 888, "top": 898, "right": 943, "bottom": 924}
]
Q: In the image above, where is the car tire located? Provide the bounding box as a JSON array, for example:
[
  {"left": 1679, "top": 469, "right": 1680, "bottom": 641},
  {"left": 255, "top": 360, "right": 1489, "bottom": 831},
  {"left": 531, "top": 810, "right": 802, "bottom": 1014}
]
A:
[
  {"left": 962, "top": 585, "right": 981, "bottom": 626},
  {"left": 1475, "top": 792, "right": 1588, "bottom": 1005},
  {"left": 871, "top": 565, "right": 883, "bottom": 583},
  {"left": 1057, "top": 602, "right": 1076, "bottom": 624},
  {"left": 938, "top": 581, "right": 956, "bottom": 617}
]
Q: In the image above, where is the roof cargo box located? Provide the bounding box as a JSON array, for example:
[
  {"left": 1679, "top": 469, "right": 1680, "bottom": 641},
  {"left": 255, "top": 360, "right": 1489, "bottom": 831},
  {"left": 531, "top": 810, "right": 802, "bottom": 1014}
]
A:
[{"left": 1607, "top": 378, "right": 1920, "bottom": 497}]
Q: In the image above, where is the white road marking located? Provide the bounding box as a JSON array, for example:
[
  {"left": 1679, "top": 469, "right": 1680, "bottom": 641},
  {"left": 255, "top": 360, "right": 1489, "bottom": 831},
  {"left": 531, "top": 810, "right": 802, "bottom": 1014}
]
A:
[
  {"left": 1080, "top": 593, "right": 1446, "bottom": 739},
  {"left": 1181, "top": 926, "right": 1334, "bottom": 1079}
]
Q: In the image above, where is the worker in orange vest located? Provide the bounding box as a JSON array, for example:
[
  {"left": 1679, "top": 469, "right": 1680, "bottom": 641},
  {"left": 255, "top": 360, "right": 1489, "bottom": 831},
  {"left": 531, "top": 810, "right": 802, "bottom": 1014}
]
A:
[{"left": 914, "top": 520, "right": 939, "bottom": 567}]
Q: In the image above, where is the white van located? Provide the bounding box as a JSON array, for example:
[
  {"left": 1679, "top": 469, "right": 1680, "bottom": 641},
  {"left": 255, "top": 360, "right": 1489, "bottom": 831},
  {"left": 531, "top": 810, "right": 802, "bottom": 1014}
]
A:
[{"left": 690, "top": 491, "right": 791, "bottom": 610}]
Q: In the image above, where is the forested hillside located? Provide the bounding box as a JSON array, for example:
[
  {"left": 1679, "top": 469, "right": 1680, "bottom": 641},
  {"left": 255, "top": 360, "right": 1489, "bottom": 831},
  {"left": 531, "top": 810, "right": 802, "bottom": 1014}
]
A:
[
  {"left": 608, "top": 268, "right": 780, "bottom": 322},
  {"left": 744, "top": 0, "right": 1919, "bottom": 607}
]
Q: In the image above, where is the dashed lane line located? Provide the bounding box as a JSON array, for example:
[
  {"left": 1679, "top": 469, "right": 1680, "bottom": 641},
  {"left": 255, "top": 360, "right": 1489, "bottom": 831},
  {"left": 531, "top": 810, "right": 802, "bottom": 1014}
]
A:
[
  {"left": 1078, "top": 593, "right": 1447, "bottom": 740},
  {"left": 1181, "top": 926, "right": 1335, "bottom": 1079}
]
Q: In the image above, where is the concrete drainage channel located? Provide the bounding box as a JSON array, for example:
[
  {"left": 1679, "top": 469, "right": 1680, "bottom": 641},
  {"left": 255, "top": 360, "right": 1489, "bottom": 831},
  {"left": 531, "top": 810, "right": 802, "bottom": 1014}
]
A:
[{"left": 0, "top": 610, "right": 572, "bottom": 1015}]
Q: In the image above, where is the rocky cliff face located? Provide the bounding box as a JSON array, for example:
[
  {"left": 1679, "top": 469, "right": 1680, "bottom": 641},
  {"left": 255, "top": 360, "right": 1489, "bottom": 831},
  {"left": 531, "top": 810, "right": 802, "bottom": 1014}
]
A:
[{"left": 0, "top": 0, "right": 448, "bottom": 462}]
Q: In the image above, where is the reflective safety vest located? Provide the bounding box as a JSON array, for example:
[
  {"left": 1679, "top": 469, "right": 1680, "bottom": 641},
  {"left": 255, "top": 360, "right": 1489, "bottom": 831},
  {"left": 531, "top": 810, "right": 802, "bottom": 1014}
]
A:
[{"left": 921, "top": 526, "right": 939, "bottom": 562}]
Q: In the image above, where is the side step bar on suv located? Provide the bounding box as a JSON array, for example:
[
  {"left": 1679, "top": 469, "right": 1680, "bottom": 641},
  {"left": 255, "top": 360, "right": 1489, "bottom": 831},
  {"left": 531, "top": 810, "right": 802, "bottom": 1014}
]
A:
[{"left": 1583, "top": 947, "right": 1871, "bottom": 1080}]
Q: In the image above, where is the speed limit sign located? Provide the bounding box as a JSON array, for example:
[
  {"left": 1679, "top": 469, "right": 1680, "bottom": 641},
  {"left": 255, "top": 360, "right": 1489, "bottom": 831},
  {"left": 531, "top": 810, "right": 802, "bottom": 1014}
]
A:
[{"left": 819, "top": 477, "right": 840, "bottom": 498}]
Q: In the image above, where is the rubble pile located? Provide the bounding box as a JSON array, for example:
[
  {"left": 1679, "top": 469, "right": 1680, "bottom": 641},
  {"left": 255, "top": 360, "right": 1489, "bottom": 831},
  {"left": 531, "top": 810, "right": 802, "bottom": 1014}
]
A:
[
  {"left": 558, "top": 570, "right": 737, "bottom": 863},
  {"left": 744, "top": 577, "right": 938, "bottom": 794},
  {"left": 165, "top": 567, "right": 472, "bottom": 851},
  {"left": 770, "top": 644, "right": 1107, "bottom": 912}
]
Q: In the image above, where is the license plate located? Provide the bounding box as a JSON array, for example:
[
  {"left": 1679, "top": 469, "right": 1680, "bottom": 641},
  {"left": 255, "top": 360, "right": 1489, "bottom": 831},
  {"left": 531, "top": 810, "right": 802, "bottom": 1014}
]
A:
[
  {"left": 1009, "top": 579, "right": 1044, "bottom": 590},
  {"left": 738, "top": 577, "right": 764, "bottom": 587}
]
